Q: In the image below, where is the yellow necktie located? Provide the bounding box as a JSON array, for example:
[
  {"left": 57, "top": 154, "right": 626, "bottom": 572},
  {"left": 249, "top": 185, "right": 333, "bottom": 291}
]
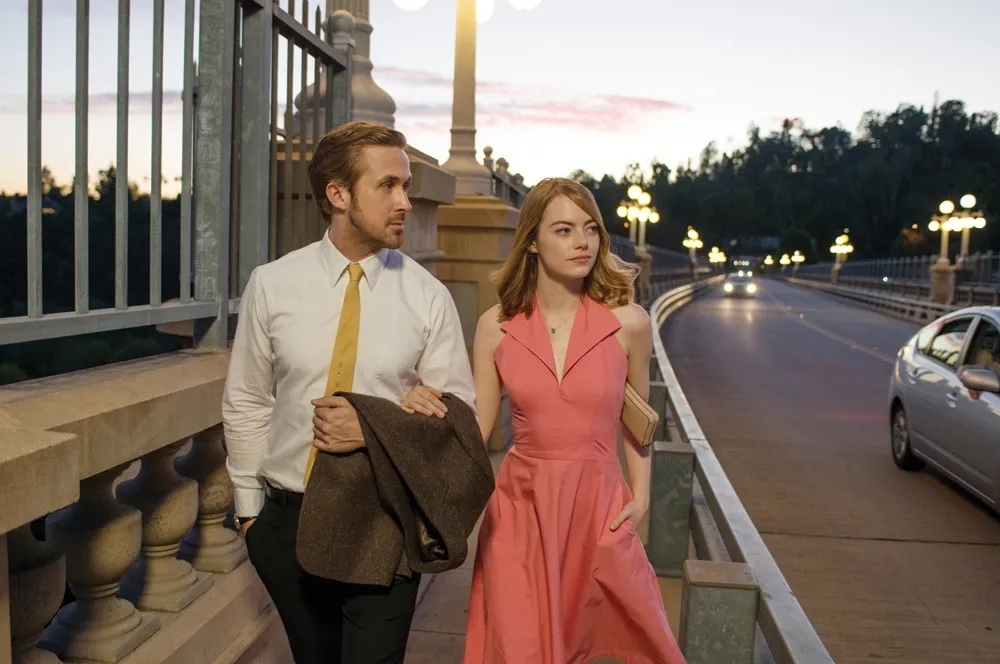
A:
[{"left": 304, "top": 262, "right": 364, "bottom": 484}]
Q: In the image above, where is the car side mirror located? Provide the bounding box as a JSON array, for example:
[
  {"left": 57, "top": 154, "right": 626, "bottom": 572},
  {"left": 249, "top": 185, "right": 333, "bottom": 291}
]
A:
[{"left": 958, "top": 367, "right": 1000, "bottom": 394}]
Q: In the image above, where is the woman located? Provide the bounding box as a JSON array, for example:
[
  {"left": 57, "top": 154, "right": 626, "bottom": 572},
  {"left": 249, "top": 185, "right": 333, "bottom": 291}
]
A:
[{"left": 462, "top": 177, "right": 687, "bottom": 663}]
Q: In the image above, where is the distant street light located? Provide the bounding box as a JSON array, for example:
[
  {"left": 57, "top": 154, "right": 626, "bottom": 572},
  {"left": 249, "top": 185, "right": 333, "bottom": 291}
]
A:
[
  {"left": 708, "top": 246, "right": 727, "bottom": 270},
  {"left": 616, "top": 184, "right": 659, "bottom": 248},
  {"left": 779, "top": 253, "right": 791, "bottom": 267},
  {"left": 928, "top": 195, "right": 986, "bottom": 266},
  {"left": 682, "top": 227, "right": 703, "bottom": 261},
  {"left": 829, "top": 233, "right": 853, "bottom": 263},
  {"left": 763, "top": 255, "right": 775, "bottom": 266}
]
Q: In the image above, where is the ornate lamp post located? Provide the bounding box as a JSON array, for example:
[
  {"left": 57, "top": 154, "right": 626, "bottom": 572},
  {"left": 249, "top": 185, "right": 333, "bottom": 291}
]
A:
[
  {"left": 929, "top": 196, "right": 986, "bottom": 266},
  {"left": 393, "top": 0, "right": 544, "bottom": 194},
  {"left": 791, "top": 250, "right": 805, "bottom": 273},
  {"left": 682, "top": 227, "right": 703, "bottom": 259},
  {"left": 829, "top": 233, "right": 853, "bottom": 264},
  {"left": 708, "top": 246, "right": 727, "bottom": 271},
  {"left": 615, "top": 185, "right": 659, "bottom": 248}
]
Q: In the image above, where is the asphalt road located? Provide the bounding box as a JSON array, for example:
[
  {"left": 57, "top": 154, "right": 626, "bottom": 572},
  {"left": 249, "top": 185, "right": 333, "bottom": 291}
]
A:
[{"left": 663, "top": 278, "right": 1000, "bottom": 663}]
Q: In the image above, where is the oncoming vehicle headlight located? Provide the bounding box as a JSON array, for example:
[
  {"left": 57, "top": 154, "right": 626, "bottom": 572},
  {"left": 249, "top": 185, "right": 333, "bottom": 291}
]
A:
[
  {"left": 724, "top": 283, "right": 734, "bottom": 293},
  {"left": 746, "top": 283, "right": 757, "bottom": 293}
]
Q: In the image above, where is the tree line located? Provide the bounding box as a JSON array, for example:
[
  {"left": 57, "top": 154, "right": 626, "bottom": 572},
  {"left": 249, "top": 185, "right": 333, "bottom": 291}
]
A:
[
  {"left": 0, "top": 167, "right": 186, "bottom": 385},
  {"left": 571, "top": 98, "right": 1000, "bottom": 262}
]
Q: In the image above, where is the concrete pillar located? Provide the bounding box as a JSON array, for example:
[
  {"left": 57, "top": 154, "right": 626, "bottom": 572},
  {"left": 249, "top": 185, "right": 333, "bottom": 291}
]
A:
[
  {"left": 441, "top": 0, "right": 493, "bottom": 195},
  {"left": 326, "top": 0, "right": 396, "bottom": 127},
  {"left": 41, "top": 464, "right": 159, "bottom": 662},
  {"left": 7, "top": 525, "right": 63, "bottom": 664},
  {"left": 174, "top": 426, "right": 247, "bottom": 574},
  {"left": 646, "top": 441, "right": 695, "bottom": 577},
  {"left": 679, "top": 560, "right": 759, "bottom": 664},
  {"left": 117, "top": 441, "right": 213, "bottom": 612},
  {"left": 929, "top": 261, "right": 955, "bottom": 304}
]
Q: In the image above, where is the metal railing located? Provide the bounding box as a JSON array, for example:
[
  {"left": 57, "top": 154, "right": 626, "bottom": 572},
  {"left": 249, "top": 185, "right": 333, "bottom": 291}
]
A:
[
  {"left": 2, "top": 0, "right": 354, "bottom": 348},
  {"left": 797, "top": 252, "right": 1000, "bottom": 287},
  {"left": 649, "top": 279, "right": 835, "bottom": 664},
  {"left": 785, "top": 277, "right": 962, "bottom": 322}
]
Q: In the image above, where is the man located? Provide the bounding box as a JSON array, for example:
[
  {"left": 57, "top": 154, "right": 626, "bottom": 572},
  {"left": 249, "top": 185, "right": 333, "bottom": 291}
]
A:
[{"left": 222, "top": 121, "right": 476, "bottom": 664}]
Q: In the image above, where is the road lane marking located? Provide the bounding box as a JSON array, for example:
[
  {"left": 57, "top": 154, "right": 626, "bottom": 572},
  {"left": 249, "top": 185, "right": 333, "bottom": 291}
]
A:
[{"left": 764, "top": 288, "right": 897, "bottom": 365}]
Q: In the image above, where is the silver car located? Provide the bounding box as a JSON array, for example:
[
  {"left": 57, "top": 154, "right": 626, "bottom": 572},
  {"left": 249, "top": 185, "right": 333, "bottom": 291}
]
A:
[{"left": 889, "top": 306, "right": 1000, "bottom": 510}]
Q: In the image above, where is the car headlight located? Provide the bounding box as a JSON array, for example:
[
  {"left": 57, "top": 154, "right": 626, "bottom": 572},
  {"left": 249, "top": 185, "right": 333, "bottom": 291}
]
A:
[
  {"left": 746, "top": 283, "right": 757, "bottom": 293},
  {"left": 724, "top": 283, "right": 734, "bottom": 292}
]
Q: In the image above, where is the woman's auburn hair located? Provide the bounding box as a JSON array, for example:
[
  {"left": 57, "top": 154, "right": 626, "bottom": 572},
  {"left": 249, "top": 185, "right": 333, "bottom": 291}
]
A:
[{"left": 492, "top": 177, "right": 639, "bottom": 320}]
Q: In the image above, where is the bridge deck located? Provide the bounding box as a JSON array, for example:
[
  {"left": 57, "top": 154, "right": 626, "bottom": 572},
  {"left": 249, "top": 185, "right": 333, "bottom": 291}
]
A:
[{"left": 664, "top": 279, "right": 1000, "bottom": 663}]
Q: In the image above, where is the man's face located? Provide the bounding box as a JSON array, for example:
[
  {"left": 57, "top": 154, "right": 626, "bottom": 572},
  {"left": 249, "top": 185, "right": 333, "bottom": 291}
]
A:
[{"left": 347, "top": 146, "right": 413, "bottom": 251}]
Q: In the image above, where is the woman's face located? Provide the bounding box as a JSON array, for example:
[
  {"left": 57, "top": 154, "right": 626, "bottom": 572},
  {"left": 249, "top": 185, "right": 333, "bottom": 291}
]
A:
[{"left": 532, "top": 194, "right": 600, "bottom": 281}]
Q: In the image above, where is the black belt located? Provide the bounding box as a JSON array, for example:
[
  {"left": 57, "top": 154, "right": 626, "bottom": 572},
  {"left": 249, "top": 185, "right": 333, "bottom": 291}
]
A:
[{"left": 265, "top": 482, "right": 303, "bottom": 508}]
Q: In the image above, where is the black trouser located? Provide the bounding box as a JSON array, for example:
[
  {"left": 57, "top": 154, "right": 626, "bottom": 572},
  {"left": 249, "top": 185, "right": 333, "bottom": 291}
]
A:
[{"left": 244, "top": 488, "right": 421, "bottom": 664}]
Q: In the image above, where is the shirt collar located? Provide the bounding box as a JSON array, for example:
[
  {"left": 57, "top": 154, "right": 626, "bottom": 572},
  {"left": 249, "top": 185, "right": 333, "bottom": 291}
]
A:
[{"left": 319, "top": 230, "right": 387, "bottom": 291}]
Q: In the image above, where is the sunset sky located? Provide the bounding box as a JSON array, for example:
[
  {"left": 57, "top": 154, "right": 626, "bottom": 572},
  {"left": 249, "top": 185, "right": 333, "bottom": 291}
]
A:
[{"left": 1, "top": 0, "right": 999, "bottom": 197}]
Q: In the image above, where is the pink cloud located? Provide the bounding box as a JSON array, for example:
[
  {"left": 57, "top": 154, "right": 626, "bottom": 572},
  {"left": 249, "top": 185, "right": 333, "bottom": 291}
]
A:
[
  {"left": 0, "top": 90, "right": 186, "bottom": 115},
  {"left": 377, "top": 66, "right": 691, "bottom": 133}
]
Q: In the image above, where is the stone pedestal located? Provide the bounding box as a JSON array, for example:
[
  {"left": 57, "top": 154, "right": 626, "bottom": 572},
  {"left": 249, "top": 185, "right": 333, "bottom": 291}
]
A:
[
  {"left": 8, "top": 525, "right": 65, "bottom": 664},
  {"left": 929, "top": 260, "right": 955, "bottom": 304},
  {"left": 436, "top": 194, "right": 519, "bottom": 451},
  {"left": 830, "top": 262, "right": 841, "bottom": 285},
  {"left": 117, "top": 442, "right": 213, "bottom": 612},
  {"left": 174, "top": 426, "right": 247, "bottom": 574},
  {"left": 401, "top": 152, "right": 457, "bottom": 275},
  {"left": 679, "top": 560, "right": 759, "bottom": 664},
  {"left": 646, "top": 441, "right": 695, "bottom": 578},
  {"left": 42, "top": 465, "right": 159, "bottom": 663}
]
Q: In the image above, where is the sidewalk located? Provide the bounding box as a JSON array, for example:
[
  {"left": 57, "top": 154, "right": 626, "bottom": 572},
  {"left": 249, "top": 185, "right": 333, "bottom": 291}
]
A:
[{"left": 403, "top": 452, "right": 684, "bottom": 663}]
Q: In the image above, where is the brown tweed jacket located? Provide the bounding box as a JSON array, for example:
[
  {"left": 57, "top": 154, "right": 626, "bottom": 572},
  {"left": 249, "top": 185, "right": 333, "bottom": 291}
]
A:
[{"left": 296, "top": 392, "right": 495, "bottom": 586}]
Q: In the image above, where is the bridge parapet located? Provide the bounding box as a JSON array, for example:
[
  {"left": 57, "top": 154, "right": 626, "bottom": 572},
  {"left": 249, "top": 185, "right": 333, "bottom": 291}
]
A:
[{"left": 643, "top": 279, "right": 836, "bottom": 664}]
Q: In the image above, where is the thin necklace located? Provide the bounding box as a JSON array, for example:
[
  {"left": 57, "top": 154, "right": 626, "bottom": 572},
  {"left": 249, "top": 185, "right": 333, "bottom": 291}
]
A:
[{"left": 545, "top": 310, "right": 577, "bottom": 335}]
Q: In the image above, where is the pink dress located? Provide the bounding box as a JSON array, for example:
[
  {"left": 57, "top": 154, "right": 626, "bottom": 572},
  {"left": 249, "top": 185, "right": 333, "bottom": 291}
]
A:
[{"left": 463, "top": 296, "right": 687, "bottom": 664}]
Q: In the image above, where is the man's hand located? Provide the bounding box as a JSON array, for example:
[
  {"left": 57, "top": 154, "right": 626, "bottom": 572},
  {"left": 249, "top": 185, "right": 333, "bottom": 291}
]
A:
[
  {"left": 401, "top": 383, "right": 448, "bottom": 418},
  {"left": 311, "top": 395, "right": 365, "bottom": 453},
  {"left": 609, "top": 499, "right": 648, "bottom": 531},
  {"left": 239, "top": 518, "right": 256, "bottom": 537}
]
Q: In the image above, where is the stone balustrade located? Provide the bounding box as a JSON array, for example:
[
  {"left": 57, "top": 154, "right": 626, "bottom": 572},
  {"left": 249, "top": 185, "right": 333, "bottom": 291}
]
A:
[{"left": 0, "top": 351, "right": 289, "bottom": 664}]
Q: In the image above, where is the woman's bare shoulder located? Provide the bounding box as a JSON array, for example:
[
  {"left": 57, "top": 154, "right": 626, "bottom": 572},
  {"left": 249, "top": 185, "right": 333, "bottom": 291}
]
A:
[
  {"left": 609, "top": 302, "right": 650, "bottom": 332},
  {"left": 476, "top": 305, "right": 505, "bottom": 342}
]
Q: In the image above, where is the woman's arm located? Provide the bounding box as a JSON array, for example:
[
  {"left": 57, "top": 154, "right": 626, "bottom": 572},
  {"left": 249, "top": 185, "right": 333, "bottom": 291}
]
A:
[
  {"left": 472, "top": 305, "right": 505, "bottom": 443},
  {"left": 618, "top": 303, "right": 655, "bottom": 515}
]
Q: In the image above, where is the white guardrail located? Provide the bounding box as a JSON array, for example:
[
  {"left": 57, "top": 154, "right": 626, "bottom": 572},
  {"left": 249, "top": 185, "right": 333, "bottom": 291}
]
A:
[{"left": 649, "top": 276, "right": 836, "bottom": 664}]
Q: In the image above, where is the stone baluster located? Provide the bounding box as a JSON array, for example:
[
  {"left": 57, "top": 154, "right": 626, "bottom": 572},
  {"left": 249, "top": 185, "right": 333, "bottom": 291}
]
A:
[
  {"left": 116, "top": 441, "right": 213, "bottom": 611},
  {"left": 174, "top": 426, "right": 247, "bottom": 573},
  {"left": 495, "top": 157, "right": 509, "bottom": 179},
  {"left": 482, "top": 146, "right": 494, "bottom": 172},
  {"left": 8, "top": 524, "right": 65, "bottom": 664},
  {"left": 41, "top": 464, "right": 159, "bottom": 663}
]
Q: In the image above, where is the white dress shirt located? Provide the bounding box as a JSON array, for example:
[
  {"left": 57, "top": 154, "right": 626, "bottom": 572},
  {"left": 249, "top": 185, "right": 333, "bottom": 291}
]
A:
[{"left": 222, "top": 232, "right": 476, "bottom": 517}]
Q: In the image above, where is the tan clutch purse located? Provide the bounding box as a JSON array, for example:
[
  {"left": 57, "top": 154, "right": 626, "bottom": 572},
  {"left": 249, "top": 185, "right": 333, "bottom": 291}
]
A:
[{"left": 621, "top": 382, "right": 658, "bottom": 448}]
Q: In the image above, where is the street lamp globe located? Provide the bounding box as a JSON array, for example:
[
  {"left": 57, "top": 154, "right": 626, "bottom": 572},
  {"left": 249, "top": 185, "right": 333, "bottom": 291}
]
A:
[
  {"left": 393, "top": 0, "right": 430, "bottom": 10},
  {"left": 939, "top": 200, "right": 955, "bottom": 215},
  {"left": 476, "top": 0, "right": 496, "bottom": 23},
  {"left": 649, "top": 211, "right": 660, "bottom": 223},
  {"left": 960, "top": 194, "right": 977, "bottom": 209},
  {"left": 627, "top": 184, "right": 643, "bottom": 200}
]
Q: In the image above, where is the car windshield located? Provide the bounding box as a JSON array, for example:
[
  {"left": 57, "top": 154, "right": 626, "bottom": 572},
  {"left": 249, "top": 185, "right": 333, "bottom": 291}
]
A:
[{"left": 727, "top": 275, "right": 751, "bottom": 284}]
